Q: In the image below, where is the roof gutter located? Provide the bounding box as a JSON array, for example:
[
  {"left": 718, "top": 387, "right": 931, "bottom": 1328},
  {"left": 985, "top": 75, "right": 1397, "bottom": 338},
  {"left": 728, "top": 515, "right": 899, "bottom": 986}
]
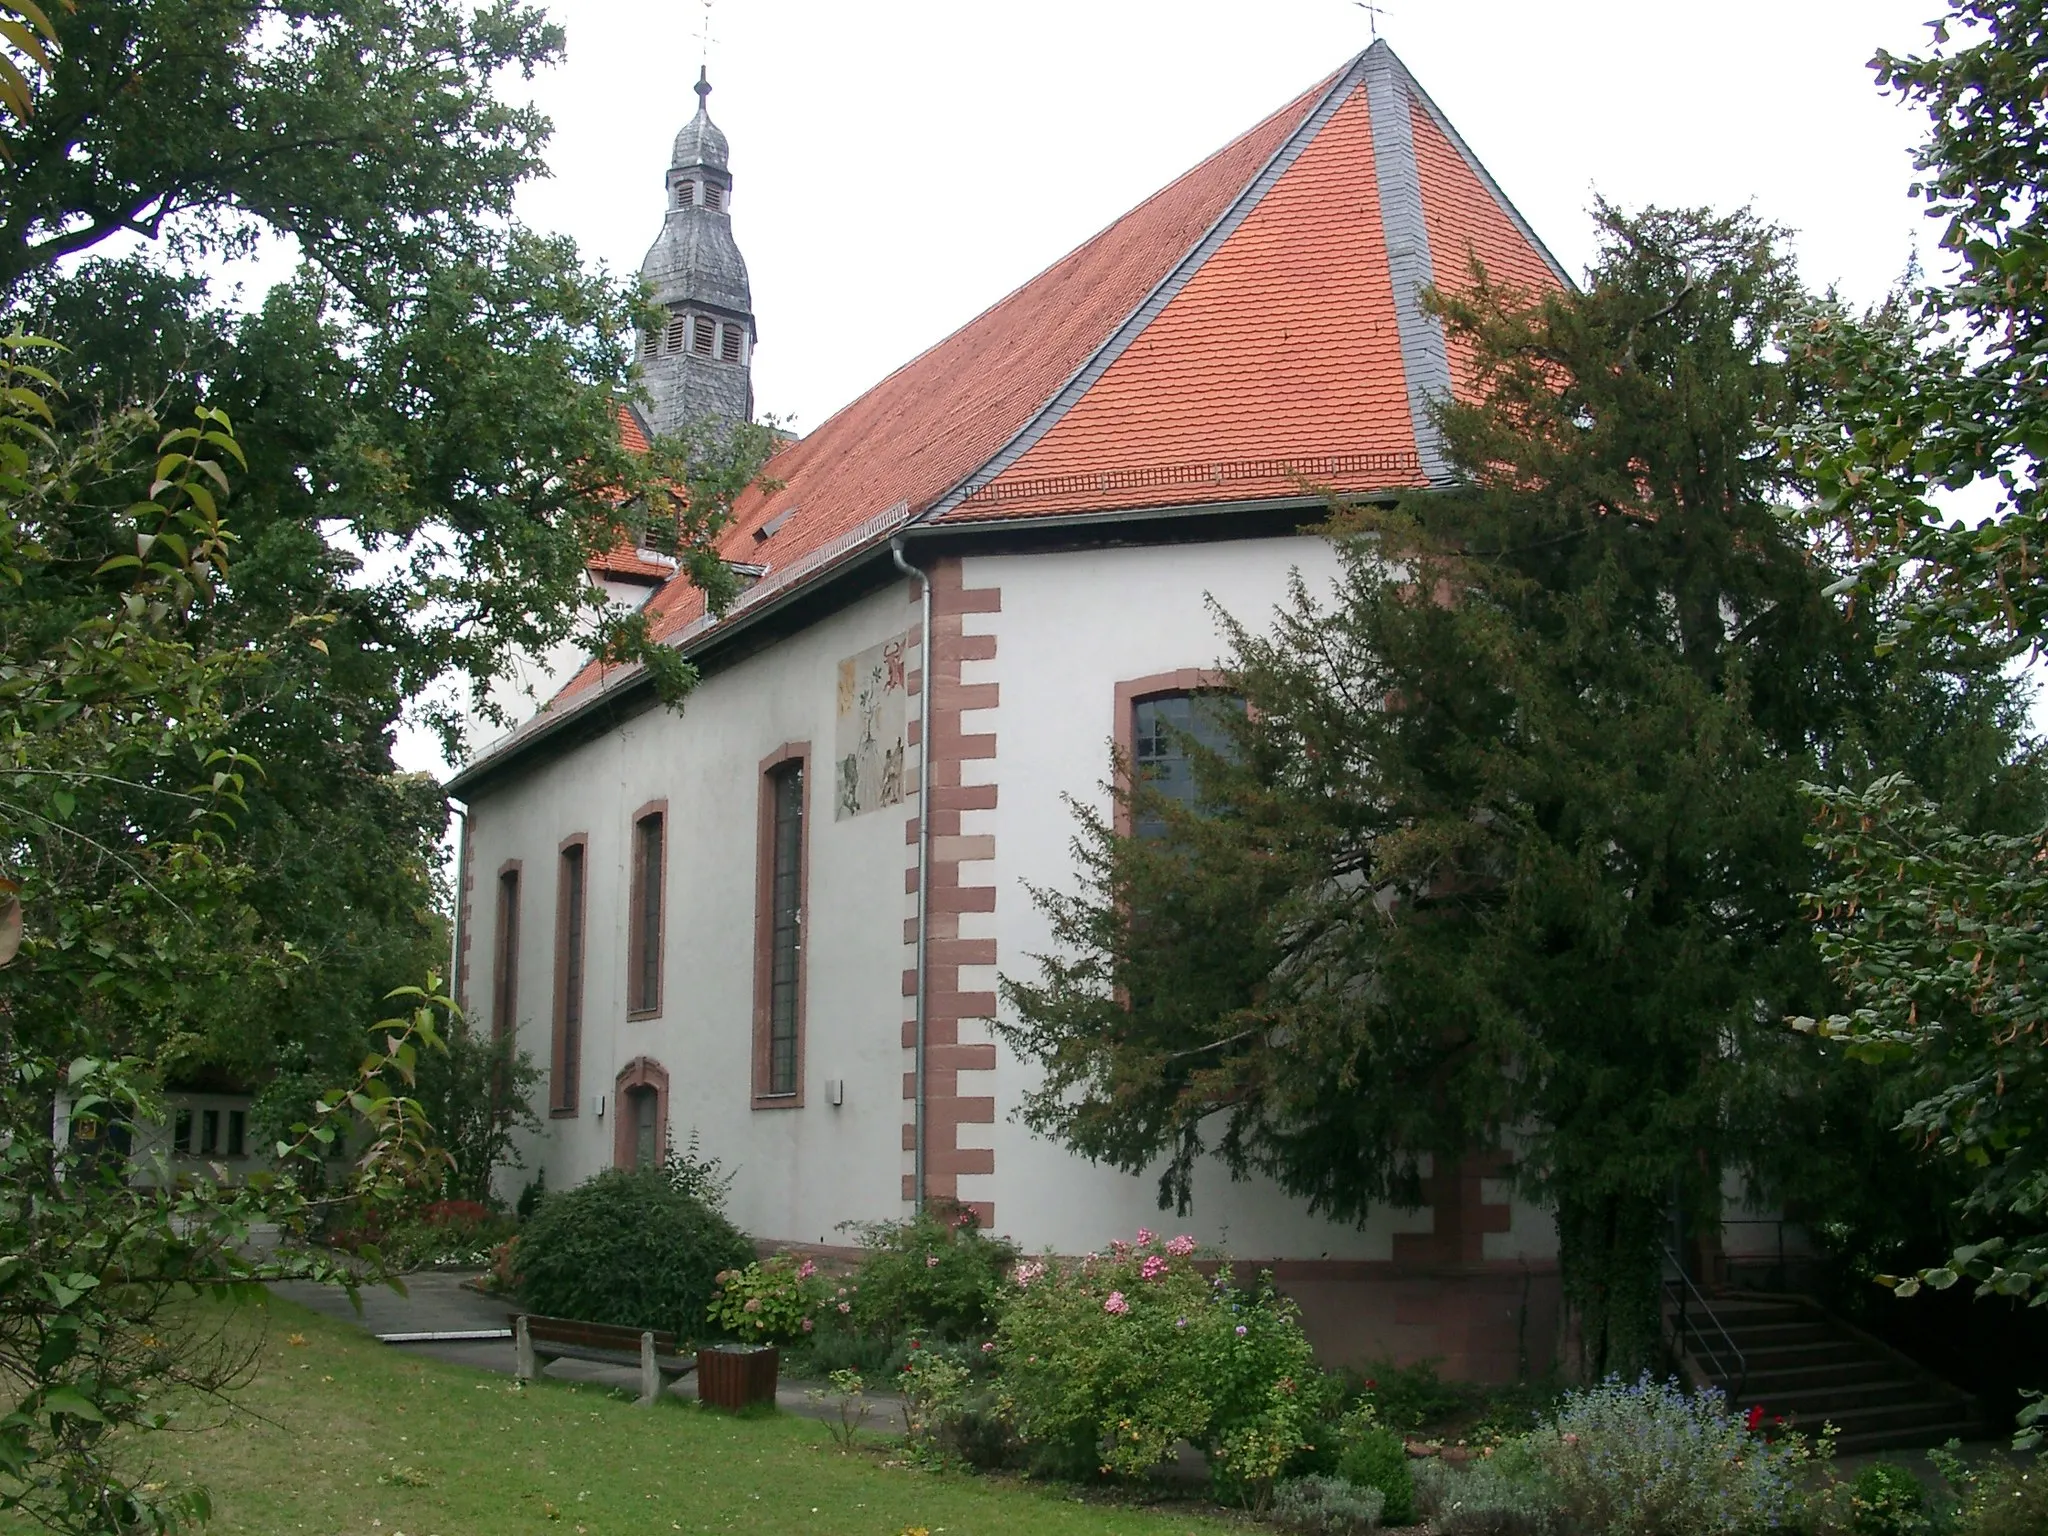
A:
[
  {"left": 889, "top": 535, "right": 933, "bottom": 1218},
  {"left": 445, "top": 533, "right": 905, "bottom": 798},
  {"left": 449, "top": 490, "right": 1370, "bottom": 799}
]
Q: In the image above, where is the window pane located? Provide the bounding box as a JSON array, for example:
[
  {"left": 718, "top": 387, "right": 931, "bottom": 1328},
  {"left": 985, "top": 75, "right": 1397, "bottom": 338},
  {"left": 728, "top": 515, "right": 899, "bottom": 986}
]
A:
[
  {"left": 633, "top": 815, "right": 663, "bottom": 1012},
  {"left": 767, "top": 763, "right": 803, "bottom": 1095},
  {"left": 227, "top": 1109, "right": 246, "bottom": 1158},
  {"left": 201, "top": 1108, "right": 220, "bottom": 1156},
  {"left": 1132, "top": 692, "right": 1243, "bottom": 840},
  {"left": 560, "top": 846, "right": 585, "bottom": 1110},
  {"left": 633, "top": 1088, "right": 658, "bottom": 1169},
  {"left": 494, "top": 870, "right": 520, "bottom": 1040}
]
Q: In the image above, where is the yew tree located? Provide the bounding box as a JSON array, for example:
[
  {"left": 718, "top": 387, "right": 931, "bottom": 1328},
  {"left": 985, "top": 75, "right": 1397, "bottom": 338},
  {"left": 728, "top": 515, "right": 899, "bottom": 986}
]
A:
[{"left": 1000, "top": 206, "right": 2021, "bottom": 1375}]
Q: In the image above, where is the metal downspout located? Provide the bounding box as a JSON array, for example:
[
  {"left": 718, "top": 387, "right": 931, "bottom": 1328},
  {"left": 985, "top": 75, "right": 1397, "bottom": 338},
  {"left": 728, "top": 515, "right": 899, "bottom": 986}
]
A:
[
  {"left": 447, "top": 800, "right": 469, "bottom": 1011},
  {"left": 890, "top": 537, "right": 933, "bottom": 1216}
]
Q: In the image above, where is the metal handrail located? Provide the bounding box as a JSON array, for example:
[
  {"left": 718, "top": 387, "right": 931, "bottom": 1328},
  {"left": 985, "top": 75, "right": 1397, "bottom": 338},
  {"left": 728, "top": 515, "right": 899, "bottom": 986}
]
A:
[{"left": 1661, "top": 1243, "right": 1748, "bottom": 1405}]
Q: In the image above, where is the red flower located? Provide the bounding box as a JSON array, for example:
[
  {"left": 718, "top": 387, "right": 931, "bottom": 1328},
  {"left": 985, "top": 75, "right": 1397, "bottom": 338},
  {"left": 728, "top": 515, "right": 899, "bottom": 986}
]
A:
[{"left": 1745, "top": 1404, "right": 1765, "bottom": 1431}]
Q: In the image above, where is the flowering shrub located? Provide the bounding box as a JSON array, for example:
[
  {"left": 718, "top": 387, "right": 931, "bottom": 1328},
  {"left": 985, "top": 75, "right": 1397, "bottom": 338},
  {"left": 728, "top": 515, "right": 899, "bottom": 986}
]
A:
[
  {"left": 992, "top": 1230, "right": 1337, "bottom": 1506},
  {"left": 839, "top": 1203, "right": 1019, "bottom": 1341},
  {"left": 706, "top": 1254, "right": 829, "bottom": 1343},
  {"left": 1536, "top": 1374, "right": 1808, "bottom": 1536}
]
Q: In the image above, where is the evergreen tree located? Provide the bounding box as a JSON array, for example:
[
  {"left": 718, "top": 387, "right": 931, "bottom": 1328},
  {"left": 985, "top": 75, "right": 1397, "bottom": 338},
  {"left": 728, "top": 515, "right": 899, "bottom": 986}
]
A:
[{"left": 1000, "top": 206, "right": 2022, "bottom": 1375}]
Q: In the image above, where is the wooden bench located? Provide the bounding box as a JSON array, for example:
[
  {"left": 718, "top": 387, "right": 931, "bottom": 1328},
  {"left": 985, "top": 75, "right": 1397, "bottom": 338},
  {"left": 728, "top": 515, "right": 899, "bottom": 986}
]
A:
[{"left": 511, "top": 1314, "right": 695, "bottom": 1406}]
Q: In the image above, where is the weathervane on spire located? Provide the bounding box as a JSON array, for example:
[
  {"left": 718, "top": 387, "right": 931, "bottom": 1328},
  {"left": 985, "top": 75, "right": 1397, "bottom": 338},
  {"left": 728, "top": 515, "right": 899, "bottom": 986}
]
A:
[
  {"left": 1352, "top": 0, "right": 1389, "bottom": 39},
  {"left": 692, "top": 0, "right": 719, "bottom": 77}
]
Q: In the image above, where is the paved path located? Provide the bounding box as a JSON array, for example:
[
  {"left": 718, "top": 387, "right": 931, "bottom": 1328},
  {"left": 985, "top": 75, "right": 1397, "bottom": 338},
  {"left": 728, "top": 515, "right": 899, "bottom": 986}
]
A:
[{"left": 267, "top": 1271, "right": 905, "bottom": 1423}]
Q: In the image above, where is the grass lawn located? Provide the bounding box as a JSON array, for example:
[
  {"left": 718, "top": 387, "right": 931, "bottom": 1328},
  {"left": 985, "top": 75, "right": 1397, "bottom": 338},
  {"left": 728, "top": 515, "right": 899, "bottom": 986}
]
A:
[{"left": 122, "top": 1297, "right": 1236, "bottom": 1536}]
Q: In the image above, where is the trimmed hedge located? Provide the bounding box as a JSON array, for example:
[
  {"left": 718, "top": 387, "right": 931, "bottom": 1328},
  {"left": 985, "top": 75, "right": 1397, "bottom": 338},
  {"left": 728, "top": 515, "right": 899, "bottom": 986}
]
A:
[{"left": 514, "top": 1167, "right": 751, "bottom": 1338}]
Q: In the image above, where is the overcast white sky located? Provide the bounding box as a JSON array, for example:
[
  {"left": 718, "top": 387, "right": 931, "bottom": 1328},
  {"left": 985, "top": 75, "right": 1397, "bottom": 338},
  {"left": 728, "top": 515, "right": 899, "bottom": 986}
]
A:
[{"left": 516, "top": 0, "right": 1948, "bottom": 437}]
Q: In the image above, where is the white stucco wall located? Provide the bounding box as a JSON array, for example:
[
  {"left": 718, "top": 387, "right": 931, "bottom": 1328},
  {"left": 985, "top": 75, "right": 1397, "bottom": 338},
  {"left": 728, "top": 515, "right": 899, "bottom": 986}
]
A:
[
  {"left": 963, "top": 538, "right": 1557, "bottom": 1261},
  {"left": 464, "top": 577, "right": 919, "bottom": 1245},
  {"left": 463, "top": 528, "right": 1560, "bottom": 1264}
]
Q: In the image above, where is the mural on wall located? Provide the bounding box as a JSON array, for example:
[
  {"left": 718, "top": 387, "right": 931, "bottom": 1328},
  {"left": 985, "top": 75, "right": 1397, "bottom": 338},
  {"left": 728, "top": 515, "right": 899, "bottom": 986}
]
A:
[{"left": 835, "top": 632, "right": 909, "bottom": 820}]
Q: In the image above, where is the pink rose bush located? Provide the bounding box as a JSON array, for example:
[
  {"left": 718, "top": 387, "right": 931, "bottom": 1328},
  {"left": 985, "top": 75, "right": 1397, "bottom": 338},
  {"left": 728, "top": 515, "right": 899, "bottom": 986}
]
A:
[{"left": 990, "top": 1229, "right": 1333, "bottom": 1503}]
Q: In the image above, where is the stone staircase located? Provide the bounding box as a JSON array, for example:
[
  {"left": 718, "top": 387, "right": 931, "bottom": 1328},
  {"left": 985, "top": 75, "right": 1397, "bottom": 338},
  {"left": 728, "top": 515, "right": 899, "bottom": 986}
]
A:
[{"left": 1667, "top": 1292, "right": 1983, "bottom": 1453}]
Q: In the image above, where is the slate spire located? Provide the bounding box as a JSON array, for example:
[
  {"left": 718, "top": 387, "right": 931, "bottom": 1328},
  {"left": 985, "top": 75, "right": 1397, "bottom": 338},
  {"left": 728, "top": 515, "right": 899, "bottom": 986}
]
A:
[{"left": 639, "top": 70, "right": 755, "bottom": 435}]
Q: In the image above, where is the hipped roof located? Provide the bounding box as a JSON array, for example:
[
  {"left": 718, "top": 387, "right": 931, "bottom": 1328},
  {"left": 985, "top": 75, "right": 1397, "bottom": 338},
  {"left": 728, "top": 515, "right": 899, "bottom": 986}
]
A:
[{"left": 454, "top": 40, "right": 1564, "bottom": 791}]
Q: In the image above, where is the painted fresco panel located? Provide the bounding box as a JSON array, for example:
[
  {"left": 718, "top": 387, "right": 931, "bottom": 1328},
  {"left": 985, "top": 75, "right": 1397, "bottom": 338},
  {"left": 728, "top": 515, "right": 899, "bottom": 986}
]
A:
[{"left": 834, "top": 632, "right": 908, "bottom": 820}]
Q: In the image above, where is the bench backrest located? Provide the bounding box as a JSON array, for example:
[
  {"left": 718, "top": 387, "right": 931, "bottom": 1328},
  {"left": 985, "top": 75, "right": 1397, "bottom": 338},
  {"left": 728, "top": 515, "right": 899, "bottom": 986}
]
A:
[{"left": 516, "top": 1313, "right": 679, "bottom": 1354}]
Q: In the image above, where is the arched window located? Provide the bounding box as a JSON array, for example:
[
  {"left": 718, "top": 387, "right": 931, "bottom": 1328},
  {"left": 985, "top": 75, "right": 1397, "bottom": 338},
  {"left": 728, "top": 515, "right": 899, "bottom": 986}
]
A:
[
  {"left": 613, "top": 1058, "right": 669, "bottom": 1170},
  {"left": 1114, "top": 672, "right": 1243, "bottom": 840}
]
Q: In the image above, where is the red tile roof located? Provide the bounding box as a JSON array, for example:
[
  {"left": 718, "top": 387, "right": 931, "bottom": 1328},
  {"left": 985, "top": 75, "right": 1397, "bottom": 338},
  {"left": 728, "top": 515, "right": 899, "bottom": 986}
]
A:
[
  {"left": 1409, "top": 98, "right": 1567, "bottom": 395},
  {"left": 487, "top": 41, "right": 1565, "bottom": 755},
  {"left": 587, "top": 544, "right": 677, "bottom": 582},
  {"left": 953, "top": 82, "right": 1425, "bottom": 520}
]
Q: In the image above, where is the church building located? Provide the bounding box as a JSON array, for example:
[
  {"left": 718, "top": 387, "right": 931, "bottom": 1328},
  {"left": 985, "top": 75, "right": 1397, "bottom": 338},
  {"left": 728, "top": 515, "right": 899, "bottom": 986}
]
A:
[{"left": 448, "top": 41, "right": 1577, "bottom": 1379}]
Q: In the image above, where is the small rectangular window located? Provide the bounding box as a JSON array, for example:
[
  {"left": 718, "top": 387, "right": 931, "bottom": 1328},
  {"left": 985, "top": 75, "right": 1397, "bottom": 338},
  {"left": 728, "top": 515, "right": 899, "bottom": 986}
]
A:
[
  {"left": 553, "top": 841, "right": 587, "bottom": 1113},
  {"left": 227, "top": 1109, "right": 246, "bottom": 1158},
  {"left": 703, "top": 181, "right": 725, "bottom": 211},
  {"left": 201, "top": 1108, "right": 220, "bottom": 1156},
  {"left": 173, "top": 1108, "right": 193, "bottom": 1154},
  {"left": 628, "top": 811, "right": 665, "bottom": 1016},
  {"left": 493, "top": 868, "right": 521, "bottom": 1040},
  {"left": 758, "top": 758, "right": 805, "bottom": 1099},
  {"left": 720, "top": 323, "right": 743, "bottom": 364},
  {"left": 691, "top": 316, "right": 717, "bottom": 357}
]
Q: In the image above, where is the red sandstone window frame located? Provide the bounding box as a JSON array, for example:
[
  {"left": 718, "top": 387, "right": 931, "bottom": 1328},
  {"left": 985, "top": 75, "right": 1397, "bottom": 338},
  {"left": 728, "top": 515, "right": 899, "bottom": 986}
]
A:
[
  {"left": 550, "top": 833, "right": 589, "bottom": 1118},
  {"left": 612, "top": 1056, "right": 670, "bottom": 1170},
  {"left": 491, "top": 860, "right": 522, "bottom": 1043},
  {"left": 1111, "top": 670, "right": 1234, "bottom": 839},
  {"left": 626, "top": 800, "right": 667, "bottom": 1020},
  {"left": 752, "top": 742, "right": 809, "bottom": 1109}
]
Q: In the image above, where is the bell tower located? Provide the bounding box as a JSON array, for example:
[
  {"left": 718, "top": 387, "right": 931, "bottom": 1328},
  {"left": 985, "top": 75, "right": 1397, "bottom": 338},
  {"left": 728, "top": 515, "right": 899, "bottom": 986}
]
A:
[{"left": 638, "top": 69, "right": 755, "bottom": 434}]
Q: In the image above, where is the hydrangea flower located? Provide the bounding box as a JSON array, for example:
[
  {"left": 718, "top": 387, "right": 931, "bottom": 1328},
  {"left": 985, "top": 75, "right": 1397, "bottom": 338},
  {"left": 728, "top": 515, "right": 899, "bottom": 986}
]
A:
[
  {"left": 1166, "top": 1234, "right": 1197, "bottom": 1257},
  {"left": 1104, "top": 1291, "right": 1130, "bottom": 1315},
  {"left": 1135, "top": 1227, "right": 1156, "bottom": 1245},
  {"left": 1140, "top": 1255, "right": 1167, "bottom": 1281}
]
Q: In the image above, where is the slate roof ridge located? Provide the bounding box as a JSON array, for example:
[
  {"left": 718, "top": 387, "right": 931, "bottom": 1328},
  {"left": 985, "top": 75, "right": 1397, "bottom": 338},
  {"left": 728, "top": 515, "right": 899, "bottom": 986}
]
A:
[
  {"left": 1381, "top": 42, "right": 1574, "bottom": 291},
  {"left": 917, "top": 50, "right": 1375, "bottom": 525}
]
